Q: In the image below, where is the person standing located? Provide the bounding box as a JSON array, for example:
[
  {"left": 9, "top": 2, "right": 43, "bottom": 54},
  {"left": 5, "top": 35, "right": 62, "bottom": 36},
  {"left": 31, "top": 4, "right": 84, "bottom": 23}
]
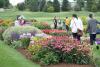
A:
[
  {"left": 86, "top": 14, "right": 100, "bottom": 45},
  {"left": 65, "top": 17, "right": 70, "bottom": 31},
  {"left": 70, "top": 14, "right": 83, "bottom": 41},
  {"left": 53, "top": 16, "right": 58, "bottom": 29}
]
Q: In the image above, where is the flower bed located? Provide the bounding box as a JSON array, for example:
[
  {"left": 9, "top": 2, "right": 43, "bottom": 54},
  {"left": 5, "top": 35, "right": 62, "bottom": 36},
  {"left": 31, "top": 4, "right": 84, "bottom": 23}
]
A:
[
  {"left": 28, "top": 36, "right": 91, "bottom": 65},
  {"left": 42, "top": 29, "right": 67, "bottom": 36},
  {"left": 32, "top": 22, "right": 51, "bottom": 29}
]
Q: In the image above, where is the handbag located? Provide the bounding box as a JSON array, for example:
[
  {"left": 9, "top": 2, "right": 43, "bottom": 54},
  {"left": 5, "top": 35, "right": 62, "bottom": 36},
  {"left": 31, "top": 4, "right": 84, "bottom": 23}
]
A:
[{"left": 73, "top": 19, "right": 83, "bottom": 36}]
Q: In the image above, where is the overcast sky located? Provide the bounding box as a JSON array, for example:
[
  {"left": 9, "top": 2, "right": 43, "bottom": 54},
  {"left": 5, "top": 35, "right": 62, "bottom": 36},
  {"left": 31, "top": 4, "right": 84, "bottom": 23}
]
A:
[{"left": 9, "top": 0, "right": 74, "bottom": 6}]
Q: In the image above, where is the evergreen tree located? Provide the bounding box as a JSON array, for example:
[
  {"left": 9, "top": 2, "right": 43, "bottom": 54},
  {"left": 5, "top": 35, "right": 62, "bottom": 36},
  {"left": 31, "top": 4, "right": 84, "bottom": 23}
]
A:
[
  {"left": 0, "top": 0, "right": 9, "bottom": 8},
  {"left": 86, "top": 0, "right": 94, "bottom": 11},
  {"left": 53, "top": 0, "right": 60, "bottom": 12},
  {"left": 25, "top": 0, "right": 39, "bottom": 11},
  {"left": 17, "top": 3, "right": 26, "bottom": 11},
  {"left": 61, "top": 0, "right": 70, "bottom": 11},
  {"left": 74, "top": 0, "right": 85, "bottom": 11},
  {"left": 97, "top": 0, "right": 100, "bottom": 11},
  {"left": 40, "top": 0, "right": 46, "bottom": 11}
]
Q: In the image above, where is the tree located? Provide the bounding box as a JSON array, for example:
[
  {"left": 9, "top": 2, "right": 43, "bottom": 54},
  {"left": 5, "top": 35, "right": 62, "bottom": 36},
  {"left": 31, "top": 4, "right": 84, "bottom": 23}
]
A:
[
  {"left": 39, "top": 0, "right": 46, "bottom": 11},
  {"left": 0, "top": 0, "right": 9, "bottom": 8},
  {"left": 61, "top": 0, "right": 70, "bottom": 11},
  {"left": 44, "top": 1, "right": 54, "bottom": 12},
  {"left": 53, "top": 0, "right": 60, "bottom": 12},
  {"left": 97, "top": 0, "right": 100, "bottom": 11},
  {"left": 74, "top": 0, "right": 85, "bottom": 11},
  {"left": 25, "top": 0, "right": 39, "bottom": 11},
  {"left": 86, "top": 0, "right": 94, "bottom": 11},
  {"left": 17, "top": 3, "right": 26, "bottom": 11}
]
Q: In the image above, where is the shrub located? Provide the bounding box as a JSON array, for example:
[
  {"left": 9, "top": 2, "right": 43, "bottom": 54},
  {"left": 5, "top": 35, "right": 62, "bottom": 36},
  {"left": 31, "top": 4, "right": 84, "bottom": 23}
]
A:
[
  {"left": 81, "top": 16, "right": 87, "bottom": 25},
  {"left": 42, "top": 29, "right": 66, "bottom": 34},
  {"left": 20, "top": 38, "right": 30, "bottom": 48},
  {"left": 11, "top": 41, "right": 22, "bottom": 49},
  {"left": 32, "top": 47, "right": 60, "bottom": 65},
  {"left": 1, "top": 19, "right": 13, "bottom": 26},
  {"left": 3, "top": 26, "right": 42, "bottom": 45},
  {"left": 31, "top": 36, "right": 91, "bottom": 65},
  {"left": 46, "top": 6, "right": 54, "bottom": 12},
  {"left": 0, "top": 26, "right": 8, "bottom": 40},
  {"left": 32, "top": 22, "right": 51, "bottom": 29}
]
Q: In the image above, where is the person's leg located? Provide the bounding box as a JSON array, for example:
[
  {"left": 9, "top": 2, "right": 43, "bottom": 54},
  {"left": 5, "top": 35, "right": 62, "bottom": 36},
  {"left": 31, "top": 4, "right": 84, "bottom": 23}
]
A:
[
  {"left": 90, "top": 34, "right": 94, "bottom": 45},
  {"left": 72, "top": 33, "right": 77, "bottom": 39},
  {"left": 77, "top": 35, "right": 81, "bottom": 41},
  {"left": 93, "top": 34, "right": 96, "bottom": 41}
]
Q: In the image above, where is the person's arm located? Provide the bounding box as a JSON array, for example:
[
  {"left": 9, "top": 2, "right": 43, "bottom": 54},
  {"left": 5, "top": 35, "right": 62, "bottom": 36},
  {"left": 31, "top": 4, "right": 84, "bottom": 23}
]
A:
[
  {"left": 96, "top": 20, "right": 100, "bottom": 24},
  {"left": 86, "top": 22, "right": 90, "bottom": 33},
  {"left": 70, "top": 19, "right": 73, "bottom": 28}
]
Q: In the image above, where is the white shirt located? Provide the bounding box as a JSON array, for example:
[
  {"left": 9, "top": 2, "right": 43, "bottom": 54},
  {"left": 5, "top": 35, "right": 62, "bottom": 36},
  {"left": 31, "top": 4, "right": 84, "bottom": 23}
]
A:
[
  {"left": 70, "top": 18, "right": 83, "bottom": 33},
  {"left": 14, "top": 20, "right": 20, "bottom": 26}
]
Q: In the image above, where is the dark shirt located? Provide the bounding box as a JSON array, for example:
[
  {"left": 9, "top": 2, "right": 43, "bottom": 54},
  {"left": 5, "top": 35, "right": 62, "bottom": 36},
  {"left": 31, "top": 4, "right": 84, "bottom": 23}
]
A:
[{"left": 87, "top": 18, "right": 100, "bottom": 34}]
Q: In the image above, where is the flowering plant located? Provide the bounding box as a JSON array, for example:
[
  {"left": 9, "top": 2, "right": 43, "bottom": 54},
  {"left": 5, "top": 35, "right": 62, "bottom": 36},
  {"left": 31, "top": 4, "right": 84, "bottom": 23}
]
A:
[{"left": 30, "top": 35, "right": 91, "bottom": 65}]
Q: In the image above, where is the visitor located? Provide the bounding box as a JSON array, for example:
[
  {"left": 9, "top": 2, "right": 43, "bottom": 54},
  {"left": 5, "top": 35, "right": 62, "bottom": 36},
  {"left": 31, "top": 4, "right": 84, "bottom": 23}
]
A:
[
  {"left": 86, "top": 14, "right": 100, "bottom": 46},
  {"left": 70, "top": 14, "right": 83, "bottom": 41},
  {"left": 14, "top": 15, "right": 26, "bottom": 26},
  {"left": 53, "top": 16, "right": 58, "bottom": 29},
  {"left": 65, "top": 17, "right": 70, "bottom": 31}
]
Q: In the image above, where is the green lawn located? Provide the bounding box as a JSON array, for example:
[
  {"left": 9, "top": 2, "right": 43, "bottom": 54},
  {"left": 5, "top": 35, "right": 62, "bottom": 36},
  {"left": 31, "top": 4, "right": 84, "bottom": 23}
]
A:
[
  {"left": 0, "top": 41, "right": 40, "bottom": 67},
  {"left": 92, "top": 45, "right": 100, "bottom": 67},
  {"left": 0, "top": 9, "right": 100, "bottom": 23}
]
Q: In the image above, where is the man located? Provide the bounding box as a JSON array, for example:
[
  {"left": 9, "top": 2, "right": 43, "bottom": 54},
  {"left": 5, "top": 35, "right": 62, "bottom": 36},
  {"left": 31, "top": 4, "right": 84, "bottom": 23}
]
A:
[{"left": 86, "top": 14, "right": 100, "bottom": 47}]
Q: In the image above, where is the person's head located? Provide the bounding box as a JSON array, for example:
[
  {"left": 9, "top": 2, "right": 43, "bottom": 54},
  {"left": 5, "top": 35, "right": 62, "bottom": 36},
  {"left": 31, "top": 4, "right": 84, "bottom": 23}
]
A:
[
  {"left": 66, "top": 17, "right": 68, "bottom": 19},
  {"left": 89, "top": 14, "right": 93, "bottom": 18},
  {"left": 16, "top": 15, "right": 21, "bottom": 20},
  {"left": 18, "top": 15, "right": 25, "bottom": 20},
  {"left": 72, "top": 14, "right": 78, "bottom": 19}
]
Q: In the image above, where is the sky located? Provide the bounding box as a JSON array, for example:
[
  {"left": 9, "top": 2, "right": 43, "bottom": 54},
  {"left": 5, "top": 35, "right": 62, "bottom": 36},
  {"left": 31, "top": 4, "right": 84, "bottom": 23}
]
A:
[
  {"left": 9, "top": 0, "right": 74, "bottom": 6},
  {"left": 9, "top": 0, "right": 25, "bottom": 6}
]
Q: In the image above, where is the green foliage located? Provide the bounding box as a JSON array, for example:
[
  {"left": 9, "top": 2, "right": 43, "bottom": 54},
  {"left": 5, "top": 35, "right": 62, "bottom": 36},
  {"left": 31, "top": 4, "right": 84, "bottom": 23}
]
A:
[
  {"left": 20, "top": 38, "right": 30, "bottom": 48},
  {"left": 61, "top": 0, "right": 70, "bottom": 11},
  {"left": 0, "top": 0, "right": 9, "bottom": 8},
  {"left": 46, "top": 6, "right": 54, "bottom": 12},
  {"left": 91, "top": 4, "right": 98, "bottom": 12},
  {"left": 75, "top": 0, "right": 85, "bottom": 10},
  {"left": 11, "top": 41, "right": 22, "bottom": 49},
  {"left": 97, "top": 0, "right": 100, "bottom": 11},
  {"left": 74, "top": 4, "right": 81, "bottom": 11},
  {"left": 0, "top": 26, "right": 7, "bottom": 40},
  {"left": 28, "top": 44, "right": 42, "bottom": 55},
  {"left": 45, "top": 1, "right": 54, "bottom": 12},
  {"left": 40, "top": 0, "right": 46, "bottom": 11},
  {"left": 32, "top": 22, "right": 51, "bottom": 29},
  {"left": 81, "top": 16, "right": 87, "bottom": 25},
  {"left": 86, "top": 0, "right": 97, "bottom": 12},
  {"left": 17, "top": 3, "right": 26, "bottom": 11},
  {"left": 3, "top": 26, "right": 42, "bottom": 45},
  {"left": 32, "top": 47, "right": 60, "bottom": 65},
  {"left": 25, "top": 0, "right": 39, "bottom": 11},
  {"left": 53, "top": 0, "right": 60, "bottom": 12},
  {"left": 31, "top": 36, "right": 91, "bottom": 65}
]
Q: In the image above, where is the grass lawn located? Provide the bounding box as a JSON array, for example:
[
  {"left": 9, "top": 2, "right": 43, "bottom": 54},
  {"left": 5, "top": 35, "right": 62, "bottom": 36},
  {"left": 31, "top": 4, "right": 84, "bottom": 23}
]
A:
[
  {"left": 0, "top": 9, "right": 100, "bottom": 24},
  {"left": 92, "top": 45, "right": 100, "bottom": 67},
  {"left": 0, "top": 41, "right": 40, "bottom": 67}
]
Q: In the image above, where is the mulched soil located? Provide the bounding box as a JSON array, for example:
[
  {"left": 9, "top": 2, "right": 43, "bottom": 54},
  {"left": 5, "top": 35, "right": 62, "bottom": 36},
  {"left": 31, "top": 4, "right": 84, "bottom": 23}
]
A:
[{"left": 17, "top": 48, "right": 95, "bottom": 67}]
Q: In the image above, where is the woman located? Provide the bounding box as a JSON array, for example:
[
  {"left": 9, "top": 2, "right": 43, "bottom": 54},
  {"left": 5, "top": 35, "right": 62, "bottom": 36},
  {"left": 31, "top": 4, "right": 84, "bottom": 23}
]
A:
[
  {"left": 14, "top": 15, "right": 26, "bottom": 26},
  {"left": 70, "top": 14, "right": 83, "bottom": 41}
]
